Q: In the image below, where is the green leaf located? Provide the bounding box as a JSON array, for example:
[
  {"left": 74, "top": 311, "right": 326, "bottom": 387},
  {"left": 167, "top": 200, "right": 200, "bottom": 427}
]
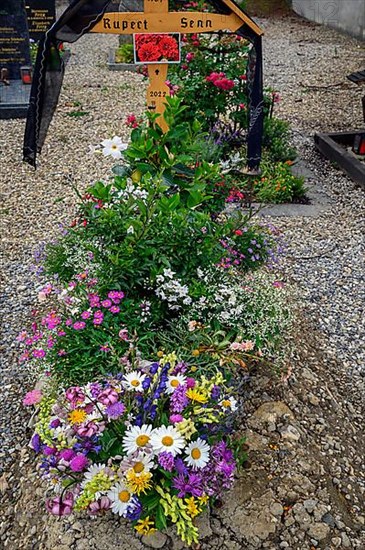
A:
[{"left": 155, "top": 503, "right": 168, "bottom": 531}]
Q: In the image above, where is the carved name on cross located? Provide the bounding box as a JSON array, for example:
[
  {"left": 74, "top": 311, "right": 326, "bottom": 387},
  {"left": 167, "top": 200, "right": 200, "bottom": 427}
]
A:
[{"left": 90, "top": 0, "right": 260, "bottom": 130}]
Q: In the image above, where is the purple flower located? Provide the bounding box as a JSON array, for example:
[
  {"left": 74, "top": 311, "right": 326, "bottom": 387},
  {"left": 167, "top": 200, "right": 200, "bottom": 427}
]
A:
[
  {"left": 50, "top": 418, "right": 61, "bottom": 429},
  {"left": 101, "top": 299, "right": 112, "bottom": 308},
  {"left": 106, "top": 402, "right": 125, "bottom": 419},
  {"left": 172, "top": 473, "right": 204, "bottom": 498},
  {"left": 211, "top": 385, "right": 221, "bottom": 400},
  {"left": 109, "top": 305, "right": 120, "bottom": 314},
  {"left": 30, "top": 433, "right": 42, "bottom": 453},
  {"left": 69, "top": 454, "right": 89, "bottom": 472},
  {"left": 170, "top": 384, "right": 188, "bottom": 413},
  {"left": 125, "top": 496, "right": 142, "bottom": 520},
  {"left": 59, "top": 449, "right": 75, "bottom": 461},
  {"left": 43, "top": 446, "right": 56, "bottom": 456},
  {"left": 142, "top": 376, "right": 151, "bottom": 390},
  {"left": 175, "top": 457, "right": 188, "bottom": 475},
  {"left": 158, "top": 452, "right": 175, "bottom": 472},
  {"left": 149, "top": 362, "right": 159, "bottom": 375}
]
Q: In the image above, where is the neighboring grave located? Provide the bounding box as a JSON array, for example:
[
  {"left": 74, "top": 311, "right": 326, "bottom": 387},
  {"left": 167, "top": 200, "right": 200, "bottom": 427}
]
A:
[
  {"left": 0, "top": 0, "right": 31, "bottom": 80},
  {"left": 25, "top": 0, "right": 56, "bottom": 41}
]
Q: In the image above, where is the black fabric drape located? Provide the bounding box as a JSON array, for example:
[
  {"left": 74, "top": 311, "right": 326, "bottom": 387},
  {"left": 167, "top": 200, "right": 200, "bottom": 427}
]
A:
[
  {"left": 23, "top": 0, "right": 112, "bottom": 167},
  {"left": 23, "top": 0, "right": 264, "bottom": 170},
  {"left": 236, "top": 25, "right": 264, "bottom": 171}
]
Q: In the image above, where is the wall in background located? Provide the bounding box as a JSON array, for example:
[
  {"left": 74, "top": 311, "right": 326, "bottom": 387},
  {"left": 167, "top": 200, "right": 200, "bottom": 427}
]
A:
[{"left": 292, "top": 0, "right": 365, "bottom": 40}]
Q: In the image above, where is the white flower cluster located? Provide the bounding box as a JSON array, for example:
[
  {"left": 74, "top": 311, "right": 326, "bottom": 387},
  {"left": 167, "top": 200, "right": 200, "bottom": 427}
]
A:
[
  {"left": 155, "top": 269, "right": 192, "bottom": 311},
  {"left": 115, "top": 182, "right": 148, "bottom": 202}
]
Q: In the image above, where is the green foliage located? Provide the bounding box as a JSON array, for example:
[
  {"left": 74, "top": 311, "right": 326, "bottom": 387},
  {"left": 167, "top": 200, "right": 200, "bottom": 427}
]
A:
[
  {"left": 115, "top": 43, "right": 134, "bottom": 64},
  {"left": 253, "top": 161, "right": 307, "bottom": 203},
  {"left": 263, "top": 117, "right": 297, "bottom": 163}
]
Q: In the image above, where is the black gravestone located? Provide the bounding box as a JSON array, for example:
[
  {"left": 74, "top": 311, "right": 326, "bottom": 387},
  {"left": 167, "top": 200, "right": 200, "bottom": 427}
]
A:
[
  {"left": 25, "top": 0, "right": 56, "bottom": 41},
  {"left": 0, "top": 0, "right": 31, "bottom": 80}
]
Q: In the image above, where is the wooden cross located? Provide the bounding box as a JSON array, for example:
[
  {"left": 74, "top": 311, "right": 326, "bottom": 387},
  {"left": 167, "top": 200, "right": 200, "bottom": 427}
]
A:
[{"left": 91, "top": 0, "right": 263, "bottom": 131}]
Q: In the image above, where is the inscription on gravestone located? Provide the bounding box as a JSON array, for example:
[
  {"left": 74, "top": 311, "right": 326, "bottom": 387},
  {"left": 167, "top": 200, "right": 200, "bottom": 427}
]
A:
[
  {"left": 25, "top": 0, "right": 56, "bottom": 41},
  {"left": 0, "top": 0, "right": 31, "bottom": 80}
]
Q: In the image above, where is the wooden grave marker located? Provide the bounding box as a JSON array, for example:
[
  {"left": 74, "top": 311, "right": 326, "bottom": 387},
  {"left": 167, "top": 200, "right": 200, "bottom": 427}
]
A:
[{"left": 90, "top": 0, "right": 263, "bottom": 131}]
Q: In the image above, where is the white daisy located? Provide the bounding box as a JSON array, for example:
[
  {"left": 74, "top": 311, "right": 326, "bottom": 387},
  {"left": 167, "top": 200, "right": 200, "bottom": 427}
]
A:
[
  {"left": 185, "top": 438, "right": 210, "bottom": 469},
  {"left": 150, "top": 425, "right": 185, "bottom": 457},
  {"left": 220, "top": 396, "right": 238, "bottom": 412},
  {"left": 123, "top": 371, "right": 146, "bottom": 392},
  {"left": 166, "top": 374, "right": 187, "bottom": 395},
  {"left": 122, "top": 424, "right": 154, "bottom": 455},
  {"left": 107, "top": 481, "right": 134, "bottom": 517},
  {"left": 119, "top": 452, "right": 155, "bottom": 476},
  {"left": 101, "top": 136, "right": 127, "bottom": 159}
]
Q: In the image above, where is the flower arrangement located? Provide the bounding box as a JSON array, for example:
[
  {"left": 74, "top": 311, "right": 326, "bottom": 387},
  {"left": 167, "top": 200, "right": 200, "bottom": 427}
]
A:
[
  {"left": 21, "top": 101, "right": 295, "bottom": 546},
  {"left": 27, "top": 355, "right": 240, "bottom": 546}
]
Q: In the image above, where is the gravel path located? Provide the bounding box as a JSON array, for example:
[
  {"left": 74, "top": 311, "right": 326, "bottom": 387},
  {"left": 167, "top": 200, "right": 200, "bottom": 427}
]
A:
[{"left": 1, "top": 10, "right": 364, "bottom": 550}]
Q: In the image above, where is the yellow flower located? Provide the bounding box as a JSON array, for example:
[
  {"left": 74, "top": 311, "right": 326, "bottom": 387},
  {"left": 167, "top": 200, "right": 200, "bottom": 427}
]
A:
[
  {"left": 198, "top": 494, "right": 209, "bottom": 506},
  {"left": 186, "top": 388, "right": 207, "bottom": 404},
  {"left": 157, "top": 350, "right": 164, "bottom": 358},
  {"left": 135, "top": 516, "right": 156, "bottom": 536},
  {"left": 159, "top": 351, "right": 177, "bottom": 367},
  {"left": 191, "top": 349, "right": 200, "bottom": 357},
  {"left": 184, "top": 497, "right": 201, "bottom": 518},
  {"left": 68, "top": 408, "right": 87, "bottom": 425},
  {"left": 126, "top": 469, "right": 152, "bottom": 495},
  {"left": 176, "top": 419, "right": 196, "bottom": 440}
]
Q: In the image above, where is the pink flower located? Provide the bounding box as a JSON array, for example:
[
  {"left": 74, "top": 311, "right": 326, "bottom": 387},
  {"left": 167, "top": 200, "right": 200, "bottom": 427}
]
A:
[
  {"left": 88, "top": 496, "right": 111, "bottom": 514},
  {"left": 169, "top": 414, "right": 183, "bottom": 423},
  {"left": 108, "top": 291, "right": 125, "bottom": 303},
  {"left": 69, "top": 454, "right": 89, "bottom": 472},
  {"left": 65, "top": 318, "right": 73, "bottom": 327},
  {"left": 81, "top": 310, "right": 92, "bottom": 320},
  {"left": 100, "top": 344, "right": 110, "bottom": 353},
  {"left": 101, "top": 299, "right": 112, "bottom": 308},
  {"left": 23, "top": 389, "right": 43, "bottom": 406},
  {"left": 46, "top": 492, "right": 74, "bottom": 516},
  {"left": 241, "top": 340, "right": 255, "bottom": 351},
  {"left": 273, "top": 281, "right": 285, "bottom": 288},
  {"left": 186, "top": 52, "right": 195, "bottom": 62},
  {"left": 65, "top": 386, "right": 85, "bottom": 404},
  {"left": 17, "top": 330, "right": 28, "bottom": 342},
  {"left": 73, "top": 321, "right": 86, "bottom": 330},
  {"left": 109, "top": 305, "right": 120, "bottom": 314},
  {"left": 76, "top": 421, "right": 100, "bottom": 438},
  {"left": 118, "top": 328, "right": 129, "bottom": 341},
  {"left": 88, "top": 293, "right": 101, "bottom": 307},
  {"left": 98, "top": 388, "right": 119, "bottom": 406},
  {"left": 32, "top": 348, "right": 46, "bottom": 359}
]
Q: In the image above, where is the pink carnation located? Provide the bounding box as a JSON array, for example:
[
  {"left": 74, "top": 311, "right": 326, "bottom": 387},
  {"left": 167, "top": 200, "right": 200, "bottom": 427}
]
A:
[{"left": 23, "top": 389, "right": 43, "bottom": 406}]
